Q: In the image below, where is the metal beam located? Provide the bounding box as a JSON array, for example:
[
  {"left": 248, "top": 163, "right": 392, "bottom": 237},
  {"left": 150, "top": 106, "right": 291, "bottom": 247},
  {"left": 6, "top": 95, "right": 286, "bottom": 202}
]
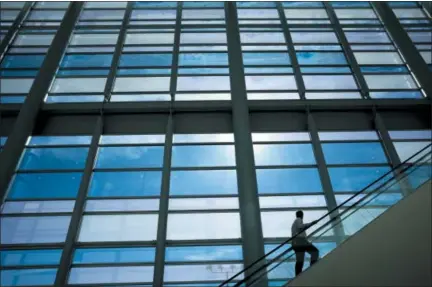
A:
[
  {"left": 307, "top": 112, "right": 345, "bottom": 243},
  {"left": 372, "top": 2, "right": 432, "bottom": 98},
  {"left": 153, "top": 3, "right": 182, "bottom": 285},
  {"left": 276, "top": 2, "right": 306, "bottom": 99},
  {"left": 324, "top": 2, "right": 370, "bottom": 99},
  {"left": 0, "top": 2, "right": 33, "bottom": 60},
  {"left": 54, "top": 117, "right": 102, "bottom": 286},
  {"left": 225, "top": 2, "right": 268, "bottom": 285},
  {"left": 0, "top": 2, "right": 83, "bottom": 203}
]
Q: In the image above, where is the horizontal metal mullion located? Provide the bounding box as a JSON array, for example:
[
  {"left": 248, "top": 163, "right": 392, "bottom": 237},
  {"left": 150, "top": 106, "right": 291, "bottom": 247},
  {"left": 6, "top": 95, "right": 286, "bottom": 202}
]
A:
[
  {"left": 325, "top": 163, "right": 390, "bottom": 168},
  {"left": 171, "top": 142, "right": 234, "bottom": 146},
  {"left": 83, "top": 210, "right": 160, "bottom": 216},
  {"left": 0, "top": 264, "right": 58, "bottom": 270},
  {"left": 254, "top": 164, "right": 318, "bottom": 169},
  {"left": 1, "top": 212, "right": 73, "bottom": 217},
  {"left": 258, "top": 192, "right": 325, "bottom": 197},
  {"left": 164, "top": 260, "right": 243, "bottom": 266},
  {"left": 263, "top": 235, "right": 337, "bottom": 243},
  {"left": 74, "top": 241, "right": 156, "bottom": 248},
  {"left": 15, "top": 169, "right": 84, "bottom": 174},
  {"left": 165, "top": 239, "right": 242, "bottom": 245},
  {"left": 66, "top": 282, "right": 151, "bottom": 287},
  {"left": 86, "top": 196, "right": 160, "bottom": 200},
  {"left": 92, "top": 167, "right": 163, "bottom": 172},
  {"left": 168, "top": 209, "right": 240, "bottom": 214},
  {"left": 22, "top": 144, "right": 90, "bottom": 148},
  {"left": 169, "top": 194, "right": 238, "bottom": 199},
  {"left": 0, "top": 243, "right": 64, "bottom": 249},
  {"left": 4, "top": 197, "right": 76, "bottom": 202},
  {"left": 71, "top": 262, "right": 154, "bottom": 268},
  {"left": 260, "top": 207, "right": 331, "bottom": 212},
  {"left": 170, "top": 166, "right": 236, "bottom": 171},
  {"left": 98, "top": 143, "right": 165, "bottom": 147}
]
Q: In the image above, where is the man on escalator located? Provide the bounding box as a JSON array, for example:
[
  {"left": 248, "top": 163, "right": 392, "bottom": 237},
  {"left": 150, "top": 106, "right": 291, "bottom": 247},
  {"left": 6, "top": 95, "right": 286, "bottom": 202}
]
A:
[{"left": 291, "top": 210, "right": 319, "bottom": 276}]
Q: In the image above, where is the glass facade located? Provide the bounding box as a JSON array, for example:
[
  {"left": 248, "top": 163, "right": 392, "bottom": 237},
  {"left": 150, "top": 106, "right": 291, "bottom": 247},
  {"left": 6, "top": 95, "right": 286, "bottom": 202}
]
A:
[{"left": 0, "top": 2, "right": 431, "bottom": 287}]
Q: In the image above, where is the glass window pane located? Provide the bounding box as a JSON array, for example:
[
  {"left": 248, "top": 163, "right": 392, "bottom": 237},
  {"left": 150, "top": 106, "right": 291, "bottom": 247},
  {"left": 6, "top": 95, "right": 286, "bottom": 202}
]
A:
[
  {"left": 257, "top": 168, "right": 323, "bottom": 194},
  {"left": 68, "top": 266, "right": 154, "bottom": 284},
  {"left": 113, "top": 77, "right": 170, "bottom": 92},
  {"left": 1, "top": 250, "right": 62, "bottom": 266},
  {"left": 78, "top": 215, "right": 158, "bottom": 242},
  {"left": 365, "top": 75, "right": 417, "bottom": 89},
  {"left": 238, "top": 9, "right": 279, "bottom": 18},
  {"left": 345, "top": 32, "right": 391, "bottom": 43},
  {"left": 1, "top": 201, "right": 75, "bottom": 214},
  {"left": 13, "top": 34, "right": 55, "bottom": 46},
  {"left": 243, "top": 52, "right": 291, "bottom": 66},
  {"left": 170, "top": 170, "right": 237, "bottom": 195},
  {"left": 18, "top": 148, "right": 89, "bottom": 170},
  {"left": 80, "top": 10, "right": 125, "bottom": 20},
  {"left": 173, "top": 134, "right": 234, "bottom": 143},
  {"left": 165, "top": 245, "right": 242, "bottom": 262},
  {"left": 179, "top": 53, "right": 228, "bottom": 66},
  {"left": 169, "top": 198, "right": 239, "bottom": 210},
  {"left": 61, "top": 54, "right": 113, "bottom": 68},
  {"left": 259, "top": 195, "right": 327, "bottom": 208},
  {"left": 1, "top": 79, "right": 34, "bottom": 94},
  {"left": 95, "top": 147, "right": 164, "bottom": 168},
  {"left": 171, "top": 145, "right": 235, "bottom": 167},
  {"left": 183, "top": 9, "right": 225, "bottom": 19},
  {"left": 393, "top": 8, "right": 426, "bottom": 18},
  {"left": 1, "top": 55, "right": 45, "bottom": 68},
  {"left": 297, "top": 52, "right": 347, "bottom": 65},
  {"left": 85, "top": 199, "right": 159, "bottom": 212},
  {"left": 70, "top": 34, "right": 119, "bottom": 45},
  {"left": 88, "top": 171, "right": 162, "bottom": 197},
  {"left": 245, "top": 75, "right": 297, "bottom": 90},
  {"left": 261, "top": 210, "right": 330, "bottom": 238},
  {"left": 84, "top": 2, "right": 127, "bottom": 8},
  {"left": 322, "top": 143, "right": 388, "bottom": 164},
  {"left": 7, "top": 173, "right": 82, "bottom": 199},
  {"left": 120, "top": 54, "right": 173, "bottom": 67},
  {"left": 132, "top": 9, "right": 176, "bottom": 19},
  {"left": 303, "top": 75, "right": 358, "bottom": 90},
  {"left": 1, "top": 269, "right": 57, "bottom": 286},
  {"left": 240, "top": 32, "right": 285, "bottom": 43},
  {"left": 164, "top": 264, "right": 243, "bottom": 282},
  {"left": 329, "top": 167, "right": 392, "bottom": 192},
  {"left": 180, "top": 33, "right": 226, "bottom": 44},
  {"left": 319, "top": 131, "right": 379, "bottom": 141},
  {"left": 389, "top": 130, "right": 432, "bottom": 140},
  {"left": 167, "top": 213, "right": 241, "bottom": 240},
  {"left": 252, "top": 132, "right": 310, "bottom": 142},
  {"left": 28, "top": 10, "right": 65, "bottom": 20},
  {"left": 254, "top": 144, "right": 315, "bottom": 166},
  {"left": 100, "top": 135, "right": 165, "bottom": 144},
  {"left": 394, "top": 142, "right": 431, "bottom": 162},
  {"left": 291, "top": 32, "right": 339, "bottom": 43},
  {"left": 28, "top": 136, "right": 91, "bottom": 146},
  {"left": 354, "top": 52, "right": 403, "bottom": 65},
  {"left": 125, "top": 33, "right": 174, "bottom": 45},
  {"left": 50, "top": 78, "right": 107, "bottom": 93},
  {"left": 1, "top": 216, "right": 71, "bottom": 244},
  {"left": 284, "top": 9, "right": 328, "bottom": 18},
  {"left": 177, "top": 76, "right": 230, "bottom": 91},
  {"left": 335, "top": 8, "right": 377, "bottom": 18},
  {"left": 73, "top": 248, "right": 155, "bottom": 264}
]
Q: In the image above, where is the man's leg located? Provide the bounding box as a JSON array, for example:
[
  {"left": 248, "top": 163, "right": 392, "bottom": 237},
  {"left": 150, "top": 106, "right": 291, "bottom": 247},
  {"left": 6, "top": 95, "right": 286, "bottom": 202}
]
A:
[
  {"left": 305, "top": 243, "right": 319, "bottom": 265},
  {"left": 293, "top": 246, "right": 306, "bottom": 276}
]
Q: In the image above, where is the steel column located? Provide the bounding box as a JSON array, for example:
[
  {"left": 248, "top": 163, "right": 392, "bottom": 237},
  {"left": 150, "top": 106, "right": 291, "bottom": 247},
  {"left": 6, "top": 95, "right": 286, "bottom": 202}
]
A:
[{"left": 225, "top": 2, "right": 268, "bottom": 285}]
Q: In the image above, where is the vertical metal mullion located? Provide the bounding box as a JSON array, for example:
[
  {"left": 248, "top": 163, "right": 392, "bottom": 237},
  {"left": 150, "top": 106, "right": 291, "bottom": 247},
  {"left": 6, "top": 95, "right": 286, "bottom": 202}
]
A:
[
  {"left": 373, "top": 110, "right": 413, "bottom": 196},
  {"left": 324, "top": 2, "right": 370, "bottom": 99},
  {"left": 372, "top": 2, "right": 432, "bottom": 99},
  {"left": 152, "top": 3, "right": 181, "bottom": 287},
  {"left": 103, "top": 2, "right": 133, "bottom": 102},
  {"left": 225, "top": 2, "right": 268, "bottom": 285},
  {"left": 0, "top": 1, "right": 34, "bottom": 60},
  {"left": 0, "top": 2, "right": 83, "bottom": 203},
  {"left": 54, "top": 117, "right": 102, "bottom": 286},
  {"left": 276, "top": 2, "right": 306, "bottom": 99},
  {"left": 307, "top": 112, "right": 345, "bottom": 244}
]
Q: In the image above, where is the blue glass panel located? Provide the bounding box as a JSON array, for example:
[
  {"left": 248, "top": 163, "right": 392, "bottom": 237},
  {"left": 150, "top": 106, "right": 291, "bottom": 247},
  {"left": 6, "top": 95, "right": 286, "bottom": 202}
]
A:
[
  {"left": 1, "top": 216, "right": 71, "bottom": 244},
  {"left": 183, "top": 2, "right": 224, "bottom": 7},
  {"left": 0, "top": 70, "right": 39, "bottom": 77},
  {"left": 408, "top": 165, "right": 432, "bottom": 189},
  {"left": 369, "top": 91, "right": 423, "bottom": 99},
  {"left": 345, "top": 32, "right": 391, "bottom": 43},
  {"left": 300, "top": 67, "right": 351, "bottom": 74},
  {"left": 165, "top": 245, "right": 242, "bottom": 261},
  {"left": 331, "top": 1, "right": 370, "bottom": 7},
  {"left": 336, "top": 193, "right": 403, "bottom": 206},
  {"left": 68, "top": 266, "right": 154, "bottom": 284},
  {"left": 322, "top": 143, "right": 388, "bottom": 164},
  {"left": 61, "top": 54, "right": 113, "bottom": 68},
  {"left": 88, "top": 171, "right": 162, "bottom": 197},
  {"left": 295, "top": 45, "right": 342, "bottom": 51},
  {"left": 389, "top": 130, "right": 432, "bottom": 140},
  {"left": 297, "top": 52, "right": 347, "bottom": 65},
  {"left": 134, "top": 1, "right": 177, "bottom": 7},
  {"left": 46, "top": 95, "right": 104, "bottom": 103},
  {"left": 360, "top": 66, "right": 408, "bottom": 73},
  {"left": 1, "top": 269, "right": 57, "bottom": 286},
  {"left": 28, "top": 136, "right": 91, "bottom": 146},
  {"left": 171, "top": 145, "right": 236, "bottom": 167},
  {"left": 388, "top": 1, "right": 418, "bottom": 7},
  {"left": 170, "top": 170, "right": 237, "bottom": 195},
  {"left": 73, "top": 247, "right": 155, "bottom": 264},
  {"left": 120, "top": 54, "right": 173, "bottom": 67},
  {"left": 244, "top": 67, "right": 293, "bottom": 74},
  {"left": 265, "top": 242, "right": 336, "bottom": 259},
  {"left": 1, "top": 250, "right": 62, "bottom": 266},
  {"left": 1, "top": 55, "right": 45, "bottom": 68},
  {"left": 179, "top": 53, "right": 228, "bottom": 66},
  {"left": 178, "top": 68, "right": 229, "bottom": 74},
  {"left": 254, "top": 144, "right": 316, "bottom": 166},
  {"left": 7, "top": 173, "right": 82, "bottom": 199},
  {"left": 57, "top": 69, "right": 110, "bottom": 76},
  {"left": 0, "top": 96, "right": 26, "bottom": 104},
  {"left": 243, "top": 52, "right": 290, "bottom": 66},
  {"left": 95, "top": 146, "right": 164, "bottom": 168},
  {"left": 282, "top": 1, "right": 323, "bottom": 7},
  {"left": 117, "top": 68, "right": 171, "bottom": 75},
  {"left": 18, "top": 147, "right": 89, "bottom": 170},
  {"left": 257, "top": 168, "right": 323, "bottom": 193},
  {"left": 329, "top": 166, "right": 393, "bottom": 192}
]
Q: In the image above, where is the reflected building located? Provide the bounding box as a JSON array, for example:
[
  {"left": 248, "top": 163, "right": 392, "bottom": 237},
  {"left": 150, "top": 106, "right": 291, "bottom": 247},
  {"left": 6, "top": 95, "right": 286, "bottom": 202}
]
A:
[{"left": 0, "top": 1, "right": 431, "bottom": 287}]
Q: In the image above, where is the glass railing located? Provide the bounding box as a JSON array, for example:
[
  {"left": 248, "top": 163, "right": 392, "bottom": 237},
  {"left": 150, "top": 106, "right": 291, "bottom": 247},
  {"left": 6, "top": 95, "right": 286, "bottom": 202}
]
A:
[{"left": 219, "top": 143, "right": 432, "bottom": 287}]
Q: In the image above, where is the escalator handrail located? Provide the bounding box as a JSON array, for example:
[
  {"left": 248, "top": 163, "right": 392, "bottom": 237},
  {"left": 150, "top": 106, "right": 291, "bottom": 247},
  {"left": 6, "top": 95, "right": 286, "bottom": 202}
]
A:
[{"left": 218, "top": 143, "right": 432, "bottom": 287}]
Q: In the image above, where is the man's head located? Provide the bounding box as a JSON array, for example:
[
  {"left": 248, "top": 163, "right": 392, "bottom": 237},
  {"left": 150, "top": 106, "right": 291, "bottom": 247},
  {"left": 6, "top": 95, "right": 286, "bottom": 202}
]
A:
[{"left": 296, "top": 210, "right": 304, "bottom": 219}]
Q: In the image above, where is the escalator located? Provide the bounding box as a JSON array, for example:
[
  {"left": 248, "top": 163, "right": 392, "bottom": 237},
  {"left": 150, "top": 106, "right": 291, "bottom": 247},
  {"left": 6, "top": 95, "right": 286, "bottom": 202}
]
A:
[{"left": 218, "top": 143, "right": 432, "bottom": 287}]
